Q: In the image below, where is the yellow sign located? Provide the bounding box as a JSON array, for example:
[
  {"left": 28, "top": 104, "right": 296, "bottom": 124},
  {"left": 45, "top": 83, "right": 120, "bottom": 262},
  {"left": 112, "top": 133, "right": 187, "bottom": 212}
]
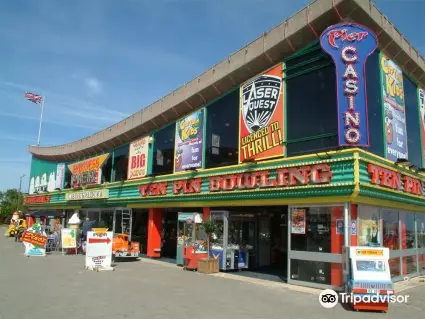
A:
[
  {"left": 65, "top": 189, "right": 109, "bottom": 201},
  {"left": 356, "top": 249, "right": 384, "bottom": 257}
]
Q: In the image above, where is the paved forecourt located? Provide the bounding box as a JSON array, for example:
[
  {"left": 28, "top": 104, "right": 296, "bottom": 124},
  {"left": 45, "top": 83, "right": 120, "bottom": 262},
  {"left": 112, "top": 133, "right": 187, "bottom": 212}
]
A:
[{"left": 0, "top": 227, "right": 423, "bottom": 319}]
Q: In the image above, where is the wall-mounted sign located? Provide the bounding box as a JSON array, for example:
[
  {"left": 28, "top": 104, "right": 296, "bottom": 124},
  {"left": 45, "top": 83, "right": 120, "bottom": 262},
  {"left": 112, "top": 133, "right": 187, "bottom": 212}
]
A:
[
  {"left": 55, "top": 163, "right": 65, "bottom": 190},
  {"left": 128, "top": 136, "right": 150, "bottom": 180},
  {"left": 68, "top": 154, "right": 109, "bottom": 187},
  {"left": 355, "top": 248, "right": 384, "bottom": 257},
  {"left": 320, "top": 23, "right": 378, "bottom": 146},
  {"left": 291, "top": 208, "right": 306, "bottom": 234},
  {"left": 174, "top": 109, "right": 205, "bottom": 172},
  {"left": 418, "top": 88, "right": 425, "bottom": 167},
  {"left": 139, "top": 163, "right": 332, "bottom": 197},
  {"left": 239, "top": 64, "right": 285, "bottom": 163},
  {"left": 24, "top": 195, "right": 51, "bottom": 205},
  {"left": 367, "top": 163, "right": 424, "bottom": 196},
  {"left": 380, "top": 53, "right": 408, "bottom": 162},
  {"left": 65, "top": 189, "right": 109, "bottom": 201}
]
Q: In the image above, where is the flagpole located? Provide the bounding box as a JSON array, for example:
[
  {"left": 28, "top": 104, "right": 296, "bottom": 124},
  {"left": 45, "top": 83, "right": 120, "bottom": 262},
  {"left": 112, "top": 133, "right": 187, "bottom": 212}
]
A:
[{"left": 37, "top": 96, "right": 45, "bottom": 146}]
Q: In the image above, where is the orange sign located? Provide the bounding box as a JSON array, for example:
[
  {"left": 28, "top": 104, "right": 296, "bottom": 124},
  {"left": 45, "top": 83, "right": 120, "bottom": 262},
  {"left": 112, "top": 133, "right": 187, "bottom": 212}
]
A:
[
  {"left": 68, "top": 154, "right": 109, "bottom": 187},
  {"left": 21, "top": 231, "right": 48, "bottom": 247},
  {"left": 24, "top": 195, "right": 51, "bottom": 205},
  {"left": 356, "top": 249, "right": 384, "bottom": 257},
  {"left": 239, "top": 64, "right": 285, "bottom": 163}
]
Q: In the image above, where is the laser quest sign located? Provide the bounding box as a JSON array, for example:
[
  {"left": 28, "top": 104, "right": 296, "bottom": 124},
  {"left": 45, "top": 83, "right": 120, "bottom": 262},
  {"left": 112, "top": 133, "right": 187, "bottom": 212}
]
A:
[
  {"left": 320, "top": 23, "right": 378, "bottom": 146},
  {"left": 239, "top": 64, "right": 285, "bottom": 163}
]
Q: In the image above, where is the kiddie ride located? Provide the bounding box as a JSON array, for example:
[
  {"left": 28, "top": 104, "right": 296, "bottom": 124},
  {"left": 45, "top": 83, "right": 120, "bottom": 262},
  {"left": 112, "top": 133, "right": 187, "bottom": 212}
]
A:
[
  {"left": 347, "top": 246, "right": 394, "bottom": 312},
  {"left": 112, "top": 209, "right": 140, "bottom": 260},
  {"left": 4, "top": 214, "right": 27, "bottom": 240}
]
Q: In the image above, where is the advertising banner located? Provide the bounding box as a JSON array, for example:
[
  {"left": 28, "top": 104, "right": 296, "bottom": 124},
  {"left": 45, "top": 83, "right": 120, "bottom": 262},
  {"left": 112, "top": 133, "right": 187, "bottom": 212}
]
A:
[
  {"left": 174, "top": 109, "right": 205, "bottom": 172},
  {"left": 65, "top": 189, "right": 109, "bottom": 201},
  {"left": 291, "top": 208, "right": 306, "bottom": 234},
  {"left": 380, "top": 53, "right": 408, "bottom": 161},
  {"left": 61, "top": 228, "right": 77, "bottom": 249},
  {"left": 320, "top": 23, "right": 378, "bottom": 147},
  {"left": 239, "top": 64, "right": 285, "bottom": 163},
  {"left": 55, "top": 163, "right": 65, "bottom": 190},
  {"left": 85, "top": 231, "right": 113, "bottom": 271},
  {"left": 22, "top": 223, "right": 47, "bottom": 256},
  {"left": 128, "top": 136, "right": 150, "bottom": 180},
  {"left": 418, "top": 88, "right": 425, "bottom": 166},
  {"left": 68, "top": 154, "right": 109, "bottom": 187}
]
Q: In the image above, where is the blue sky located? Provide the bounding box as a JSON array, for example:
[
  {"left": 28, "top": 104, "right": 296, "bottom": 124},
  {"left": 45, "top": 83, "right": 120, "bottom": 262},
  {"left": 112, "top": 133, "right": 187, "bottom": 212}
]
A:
[{"left": 0, "top": 0, "right": 424, "bottom": 192}]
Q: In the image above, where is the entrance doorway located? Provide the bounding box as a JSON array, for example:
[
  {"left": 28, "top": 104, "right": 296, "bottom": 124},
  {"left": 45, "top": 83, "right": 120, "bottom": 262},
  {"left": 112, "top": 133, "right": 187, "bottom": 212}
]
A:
[
  {"left": 161, "top": 210, "right": 178, "bottom": 259},
  {"left": 211, "top": 207, "right": 288, "bottom": 282}
]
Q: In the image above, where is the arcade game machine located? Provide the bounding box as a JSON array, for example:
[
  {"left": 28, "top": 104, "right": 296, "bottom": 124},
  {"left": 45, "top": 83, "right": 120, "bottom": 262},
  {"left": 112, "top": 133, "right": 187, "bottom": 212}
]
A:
[
  {"left": 176, "top": 212, "right": 207, "bottom": 269},
  {"left": 210, "top": 211, "right": 252, "bottom": 271},
  {"left": 347, "top": 246, "right": 394, "bottom": 312}
]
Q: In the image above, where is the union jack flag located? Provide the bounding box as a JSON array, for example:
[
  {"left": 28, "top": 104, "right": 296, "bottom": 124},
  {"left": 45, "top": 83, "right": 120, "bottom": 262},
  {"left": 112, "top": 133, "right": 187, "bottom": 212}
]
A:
[{"left": 24, "top": 92, "right": 43, "bottom": 104}]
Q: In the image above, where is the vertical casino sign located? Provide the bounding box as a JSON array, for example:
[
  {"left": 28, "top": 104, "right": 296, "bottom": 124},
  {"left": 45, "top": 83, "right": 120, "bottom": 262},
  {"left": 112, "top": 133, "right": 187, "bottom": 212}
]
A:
[
  {"left": 320, "top": 23, "right": 378, "bottom": 146},
  {"left": 239, "top": 64, "right": 285, "bottom": 163}
]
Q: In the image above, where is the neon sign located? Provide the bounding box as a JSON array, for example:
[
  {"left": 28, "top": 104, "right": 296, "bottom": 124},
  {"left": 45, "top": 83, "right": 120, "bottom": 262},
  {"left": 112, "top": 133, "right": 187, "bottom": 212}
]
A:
[{"left": 320, "top": 23, "right": 378, "bottom": 146}]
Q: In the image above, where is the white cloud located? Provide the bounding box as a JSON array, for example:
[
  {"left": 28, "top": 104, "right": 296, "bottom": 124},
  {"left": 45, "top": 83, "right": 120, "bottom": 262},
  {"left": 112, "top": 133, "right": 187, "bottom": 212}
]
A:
[{"left": 84, "top": 76, "right": 102, "bottom": 96}]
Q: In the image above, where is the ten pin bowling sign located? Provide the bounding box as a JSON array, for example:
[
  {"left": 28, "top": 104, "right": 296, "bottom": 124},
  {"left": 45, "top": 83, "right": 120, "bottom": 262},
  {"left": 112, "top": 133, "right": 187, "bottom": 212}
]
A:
[
  {"left": 85, "top": 230, "right": 113, "bottom": 271},
  {"left": 320, "top": 23, "right": 378, "bottom": 146}
]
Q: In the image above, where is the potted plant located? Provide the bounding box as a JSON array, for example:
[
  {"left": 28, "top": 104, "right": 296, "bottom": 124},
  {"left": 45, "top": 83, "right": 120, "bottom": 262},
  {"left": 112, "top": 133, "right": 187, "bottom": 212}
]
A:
[{"left": 198, "top": 219, "right": 219, "bottom": 274}]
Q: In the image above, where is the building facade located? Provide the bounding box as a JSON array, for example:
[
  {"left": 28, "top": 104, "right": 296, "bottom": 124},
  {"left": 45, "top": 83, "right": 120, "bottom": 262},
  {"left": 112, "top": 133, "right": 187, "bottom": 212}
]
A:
[{"left": 24, "top": 0, "right": 425, "bottom": 290}]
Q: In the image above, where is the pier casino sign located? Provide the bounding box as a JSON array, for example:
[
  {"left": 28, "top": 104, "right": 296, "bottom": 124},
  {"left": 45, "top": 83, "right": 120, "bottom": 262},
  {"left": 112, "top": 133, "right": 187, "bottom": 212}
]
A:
[{"left": 320, "top": 23, "right": 378, "bottom": 147}]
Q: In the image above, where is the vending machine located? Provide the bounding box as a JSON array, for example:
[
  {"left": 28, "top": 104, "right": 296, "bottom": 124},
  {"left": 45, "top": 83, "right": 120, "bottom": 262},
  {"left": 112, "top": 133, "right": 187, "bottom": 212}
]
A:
[
  {"left": 347, "top": 246, "right": 394, "bottom": 312},
  {"left": 176, "top": 212, "right": 207, "bottom": 268}
]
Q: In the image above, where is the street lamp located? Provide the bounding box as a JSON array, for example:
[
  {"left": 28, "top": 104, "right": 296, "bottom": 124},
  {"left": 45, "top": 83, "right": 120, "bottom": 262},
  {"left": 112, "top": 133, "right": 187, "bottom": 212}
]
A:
[{"left": 19, "top": 174, "right": 26, "bottom": 193}]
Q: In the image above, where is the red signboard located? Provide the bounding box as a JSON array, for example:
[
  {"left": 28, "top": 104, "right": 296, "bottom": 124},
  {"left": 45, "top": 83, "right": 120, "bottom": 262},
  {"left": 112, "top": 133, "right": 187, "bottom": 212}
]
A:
[
  {"left": 367, "top": 163, "right": 424, "bottom": 196},
  {"left": 24, "top": 195, "right": 51, "bottom": 205},
  {"left": 138, "top": 164, "right": 332, "bottom": 197},
  {"left": 21, "top": 231, "right": 48, "bottom": 247}
]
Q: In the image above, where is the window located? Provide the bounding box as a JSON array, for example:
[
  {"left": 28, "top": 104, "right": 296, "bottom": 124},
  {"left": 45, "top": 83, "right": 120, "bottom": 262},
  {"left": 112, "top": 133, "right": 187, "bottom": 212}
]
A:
[
  {"left": 290, "top": 206, "right": 332, "bottom": 253},
  {"left": 205, "top": 90, "right": 239, "bottom": 168},
  {"left": 358, "top": 205, "right": 381, "bottom": 247},
  {"left": 356, "top": 260, "right": 386, "bottom": 272},
  {"left": 112, "top": 144, "right": 129, "bottom": 181},
  {"left": 417, "top": 213, "right": 425, "bottom": 248},
  {"left": 285, "top": 65, "right": 338, "bottom": 156},
  {"left": 382, "top": 210, "right": 399, "bottom": 250},
  {"left": 365, "top": 51, "right": 384, "bottom": 157},
  {"left": 400, "top": 212, "right": 416, "bottom": 249},
  {"left": 101, "top": 155, "right": 113, "bottom": 183},
  {"left": 404, "top": 76, "right": 422, "bottom": 168},
  {"left": 153, "top": 123, "right": 175, "bottom": 175}
]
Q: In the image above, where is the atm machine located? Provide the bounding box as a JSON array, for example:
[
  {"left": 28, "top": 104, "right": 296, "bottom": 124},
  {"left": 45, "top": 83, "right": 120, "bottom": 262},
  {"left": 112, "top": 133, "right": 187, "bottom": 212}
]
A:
[{"left": 347, "top": 246, "right": 394, "bottom": 312}]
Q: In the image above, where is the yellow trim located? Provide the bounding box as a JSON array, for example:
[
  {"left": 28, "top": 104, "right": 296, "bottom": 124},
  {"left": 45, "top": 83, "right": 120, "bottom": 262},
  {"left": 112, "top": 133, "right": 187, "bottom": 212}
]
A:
[
  {"left": 27, "top": 205, "right": 81, "bottom": 210},
  {"left": 127, "top": 196, "right": 350, "bottom": 208},
  {"left": 360, "top": 183, "right": 425, "bottom": 201},
  {"left": 359, "top": 157, "right": 424, "bottom": 181},
  {"left": 107, "top": 182, "right": 354, "bottom": 201},
  {"left": 353, "top": 196, "right": 425, "bottom": 213},
  {"left": 351, "top": 151, "right": 360, "bottom": 199}
]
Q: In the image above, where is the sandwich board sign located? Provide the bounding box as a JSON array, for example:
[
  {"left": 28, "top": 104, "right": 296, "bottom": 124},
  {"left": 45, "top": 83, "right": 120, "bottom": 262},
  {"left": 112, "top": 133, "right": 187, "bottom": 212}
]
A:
[
  {"left": 22, "top": 223, "right": 48, "bottom": 257},
  {"left": 85, "top": 229, "right": 114, "bottom": 271}
]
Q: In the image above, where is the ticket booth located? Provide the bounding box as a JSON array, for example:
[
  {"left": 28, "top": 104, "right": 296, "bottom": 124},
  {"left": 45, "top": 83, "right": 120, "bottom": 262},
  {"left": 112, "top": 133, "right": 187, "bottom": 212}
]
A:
[{"left": 347, "top": 247, "right": 394, "bottom": 312}]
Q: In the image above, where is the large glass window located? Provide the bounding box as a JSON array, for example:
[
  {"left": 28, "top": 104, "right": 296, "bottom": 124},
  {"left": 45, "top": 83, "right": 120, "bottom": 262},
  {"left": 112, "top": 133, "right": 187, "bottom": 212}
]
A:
[
  {"left": 382, "top": 210, "right": 399, "bottom": 250},
  {"left": 404, "top": 75, "right": 422, "bottom": 168},
  {"left": 290, "top": 206, "right": 331, "bottom": 253},
  {"left": 365, "top": 51, "right": 384, "bottom": 157},
  {"left": 400, "top": 211, "right": 416, "bottom": 249},
  {"left": 205, "top": 90, "right": 239, "bottom": 168},
  {"left": 153, "top": 123, "right": 176, "bottom": 175},
  {"left": 285, "top": 65, "right": 338, "bottom": 156},
  {"left": 101, "top": 155, "right": 113, "bottom": 183},
  {"left": 417, "top": 213, "right": 425, "bottom": 249},
  {"left": 357, "top": 205, "right": 381, "bottom": 247},
  {"left": 112, "top": 144, "right": 129, "bottom": 182}
]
